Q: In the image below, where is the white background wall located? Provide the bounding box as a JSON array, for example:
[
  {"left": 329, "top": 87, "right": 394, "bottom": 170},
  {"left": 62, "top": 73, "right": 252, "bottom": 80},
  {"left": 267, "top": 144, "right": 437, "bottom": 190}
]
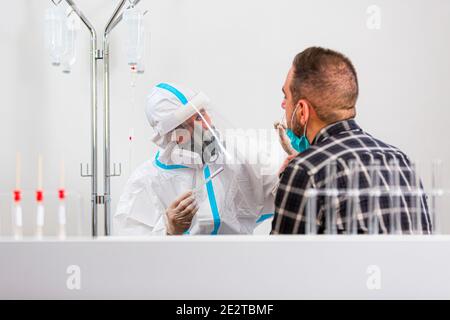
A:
[{"left": 1, "top": 0, "right": 449, "bottom": 236}]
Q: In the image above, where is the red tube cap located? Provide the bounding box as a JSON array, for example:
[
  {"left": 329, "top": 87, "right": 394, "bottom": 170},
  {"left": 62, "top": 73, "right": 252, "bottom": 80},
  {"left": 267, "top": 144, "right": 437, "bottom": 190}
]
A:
[
  {"left": 13, "top": 190, "right": 21, "bottom": 203},
  {"left": 36, "top": 190, "right": 44, "bottom": 202}
]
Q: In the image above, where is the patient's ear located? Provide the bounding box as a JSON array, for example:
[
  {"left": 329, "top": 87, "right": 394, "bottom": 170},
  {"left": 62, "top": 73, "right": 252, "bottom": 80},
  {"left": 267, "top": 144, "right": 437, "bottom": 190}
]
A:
[{"left": 297, "top": 99, "right": 310, "bottom": 127}]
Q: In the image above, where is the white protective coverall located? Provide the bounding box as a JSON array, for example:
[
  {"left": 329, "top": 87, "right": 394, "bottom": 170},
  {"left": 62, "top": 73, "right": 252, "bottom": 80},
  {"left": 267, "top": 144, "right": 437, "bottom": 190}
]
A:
[{"left": 114, "top": 82, "right": 278, "bottom": 235}]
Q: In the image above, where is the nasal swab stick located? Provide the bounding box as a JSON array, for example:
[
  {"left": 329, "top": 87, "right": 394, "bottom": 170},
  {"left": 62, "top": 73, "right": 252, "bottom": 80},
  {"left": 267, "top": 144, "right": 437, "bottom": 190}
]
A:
[{"left": 193, "top": 167, "right": 224, "bottom": 193}]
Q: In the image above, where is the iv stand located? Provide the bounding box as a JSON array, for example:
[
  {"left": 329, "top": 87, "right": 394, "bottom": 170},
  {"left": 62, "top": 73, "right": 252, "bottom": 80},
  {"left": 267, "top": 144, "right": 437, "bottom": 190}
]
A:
[
  {"left": 56, "top": 0, "right": 142, "bottom": 237},
  {"left": 103, "top": 0, "right": 141, "bottom": 236}
]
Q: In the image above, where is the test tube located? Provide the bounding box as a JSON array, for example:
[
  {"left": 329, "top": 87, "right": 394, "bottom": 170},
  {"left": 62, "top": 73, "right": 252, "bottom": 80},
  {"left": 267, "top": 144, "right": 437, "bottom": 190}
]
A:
[
  {"left": 415, "top": 164, "right": 424, "bottom": 235},
  {"left": 58, "top": 190, "right": 66, "bottom": 239},
  {"left": 13, "top": 153, "right": 23, "bottom": 239},
  {"left": 324, "top": 161, "right": 338, "bottom": 234},
  {"left": 430, "top": 160, "right": 443, "bottom": 234},
  {"left": 346, "top": 160, "right": 360, "bottom": 235},
  {"left": 305, "top": 188, "right": 318, "bottom": 235},
  {"left": 58, "top": 159, "right": 66, "bottom": 239},
  {"left": 36, "top": 155, "right": 45, "bottom": 239},
  {"left": 368, "top": 160, "right": 381, "bottom": 235},
  {"left": 388, "top": 158, "right": 402, "bottom": 235},
  {"left": 13, "top": 190, "right": 23, "bottom": 239},
  {"left": 408, "top": 162, "right": 421, "bottom": 234}
]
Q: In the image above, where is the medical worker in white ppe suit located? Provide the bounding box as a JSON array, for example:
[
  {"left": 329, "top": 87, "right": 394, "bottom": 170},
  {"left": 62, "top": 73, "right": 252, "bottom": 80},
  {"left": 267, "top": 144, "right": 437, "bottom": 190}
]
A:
[{"left": 114, "top": 82, "right": 278, "bottom": 235}]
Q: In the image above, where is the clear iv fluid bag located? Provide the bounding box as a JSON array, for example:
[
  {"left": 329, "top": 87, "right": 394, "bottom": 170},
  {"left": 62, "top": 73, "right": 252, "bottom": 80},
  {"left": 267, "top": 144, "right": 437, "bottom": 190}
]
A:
[
  {"left": 45, "top": 6, "right": 66, "bottom": 66},
  {"left": 136, "top": 59, "right": 145, "bottom": 74},
  {"left": 61, "top": 20, "right": 77, "bottom": 74},
  {"left": 123, "top": 6, "right": 145, "bottom": 66}
]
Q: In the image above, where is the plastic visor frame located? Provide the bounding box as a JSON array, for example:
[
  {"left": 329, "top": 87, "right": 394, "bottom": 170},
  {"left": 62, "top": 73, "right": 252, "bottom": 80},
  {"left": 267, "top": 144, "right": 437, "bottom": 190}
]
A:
[{"left": 156, "top": 92, "right": 211, "bottom": 136}]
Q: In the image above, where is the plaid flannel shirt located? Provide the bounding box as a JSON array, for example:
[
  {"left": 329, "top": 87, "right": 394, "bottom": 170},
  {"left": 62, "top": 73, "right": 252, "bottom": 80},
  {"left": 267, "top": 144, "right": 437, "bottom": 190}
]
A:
[{"left": 271, "top": 119, "right": 432, "bottom": 234}]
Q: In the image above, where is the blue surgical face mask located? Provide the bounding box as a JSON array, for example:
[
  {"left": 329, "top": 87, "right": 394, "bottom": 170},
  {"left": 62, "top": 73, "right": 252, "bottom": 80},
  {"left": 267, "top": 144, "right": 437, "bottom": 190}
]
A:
[{"left": 286, "top": 105, "right": 310, "bottom": 153}]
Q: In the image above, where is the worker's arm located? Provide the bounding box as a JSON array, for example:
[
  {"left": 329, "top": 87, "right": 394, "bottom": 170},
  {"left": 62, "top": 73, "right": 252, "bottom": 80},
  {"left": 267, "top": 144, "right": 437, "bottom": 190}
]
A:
[
  {"left": 114, "top": 179, "right": 166, "bottom": 236},
  {"left": 257, "top": 144, "right": 285, "bottom": 215}
]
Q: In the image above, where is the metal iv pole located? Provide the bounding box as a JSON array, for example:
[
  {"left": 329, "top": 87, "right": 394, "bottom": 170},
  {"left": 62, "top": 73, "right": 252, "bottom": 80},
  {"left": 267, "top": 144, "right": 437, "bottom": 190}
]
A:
[
  {"left": 52, "top": 0, "right": 143, "bottom": 236},
  {"left": 103, "top": 0, "right": 142, "bottom": 236},
  {"left": 62, "top": 0, "right": 99, "bottom": 237}
]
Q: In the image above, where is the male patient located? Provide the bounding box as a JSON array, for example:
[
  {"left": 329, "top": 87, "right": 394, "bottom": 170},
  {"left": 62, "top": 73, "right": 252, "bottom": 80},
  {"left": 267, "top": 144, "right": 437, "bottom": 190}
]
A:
[{"left": 272, "top": 47, "right": 431, "bottom": 234}]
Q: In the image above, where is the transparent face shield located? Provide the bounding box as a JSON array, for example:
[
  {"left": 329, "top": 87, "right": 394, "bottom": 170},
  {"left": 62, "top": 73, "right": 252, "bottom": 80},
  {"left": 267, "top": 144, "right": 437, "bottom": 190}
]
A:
[
  {"left": 165, "top": 103, "right": 284, "bottom": 172},
  {"left": 150, "top": 86, "right": 287, "bottom": 172},
  {"left": 176, "top": 109, "right": 223, "bottom": 165},
  {"left": 156, "top": 92, "right": 236, "bottom": 166}
]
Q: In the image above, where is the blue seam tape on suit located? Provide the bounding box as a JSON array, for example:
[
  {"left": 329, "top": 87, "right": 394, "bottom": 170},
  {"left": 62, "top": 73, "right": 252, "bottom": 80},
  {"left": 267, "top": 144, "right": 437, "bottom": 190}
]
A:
[
  {"left": 256, "top": 213, "right": 274, "bottom": 223},
  {"left": 154, "top": 151, "right": 189, "bottom": 170},
  {"left": 204, "top": 165, "right": 221, "bottom": 235},
  {"left": 156, "top": 83, "right": 188, "bottom": 105},
  {"left": 154, "top": 83, "right": 218, "bottom": 235}
]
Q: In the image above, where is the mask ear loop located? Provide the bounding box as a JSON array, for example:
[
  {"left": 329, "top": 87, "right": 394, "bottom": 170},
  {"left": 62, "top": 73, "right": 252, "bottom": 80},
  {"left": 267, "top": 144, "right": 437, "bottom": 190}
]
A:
[
  {"left": 303, "top": 115, "right": 309, "bottom": 138},
  {"left": 291, "top": 103, "right": 309, "bottom": 139},
  {"left": 290, "top": 105, "right": 299, "bottom": 130}
]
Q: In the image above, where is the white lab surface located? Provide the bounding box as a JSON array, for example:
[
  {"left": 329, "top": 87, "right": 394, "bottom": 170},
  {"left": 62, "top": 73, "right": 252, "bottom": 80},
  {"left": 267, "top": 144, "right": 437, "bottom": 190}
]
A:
[{"left": 1, "top": 236, "right": 450, "bottom": 299}]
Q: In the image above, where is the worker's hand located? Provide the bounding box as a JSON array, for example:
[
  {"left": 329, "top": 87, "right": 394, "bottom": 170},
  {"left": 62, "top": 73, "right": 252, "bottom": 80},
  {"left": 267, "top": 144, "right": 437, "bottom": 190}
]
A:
[
  {"left": 278, "top": 153, "right": 298, "bottom": 175},
  {"left": 165, "top": 191, "right": 199, "bottom": 235},
  {"left": 274, "top": 121, "right": 298, "bottom": 156}
]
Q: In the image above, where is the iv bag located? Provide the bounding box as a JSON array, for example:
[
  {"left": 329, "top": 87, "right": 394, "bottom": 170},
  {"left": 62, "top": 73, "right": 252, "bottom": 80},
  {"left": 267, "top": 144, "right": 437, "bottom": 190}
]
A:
[
  {"left": 61, "top": 17, "right": 78, "bottom": 74},
  {"left": 136, "top": 29, "right": 147, "bottom": 74},
  {"left": 136, "top": 57, "right": 145, "bottom": 74},
  {"left": 45, "top": 6, "right": 66, "bottom": 66},
  {"left": 123, "top": 6, "right": 145, "bottom": 66}
]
